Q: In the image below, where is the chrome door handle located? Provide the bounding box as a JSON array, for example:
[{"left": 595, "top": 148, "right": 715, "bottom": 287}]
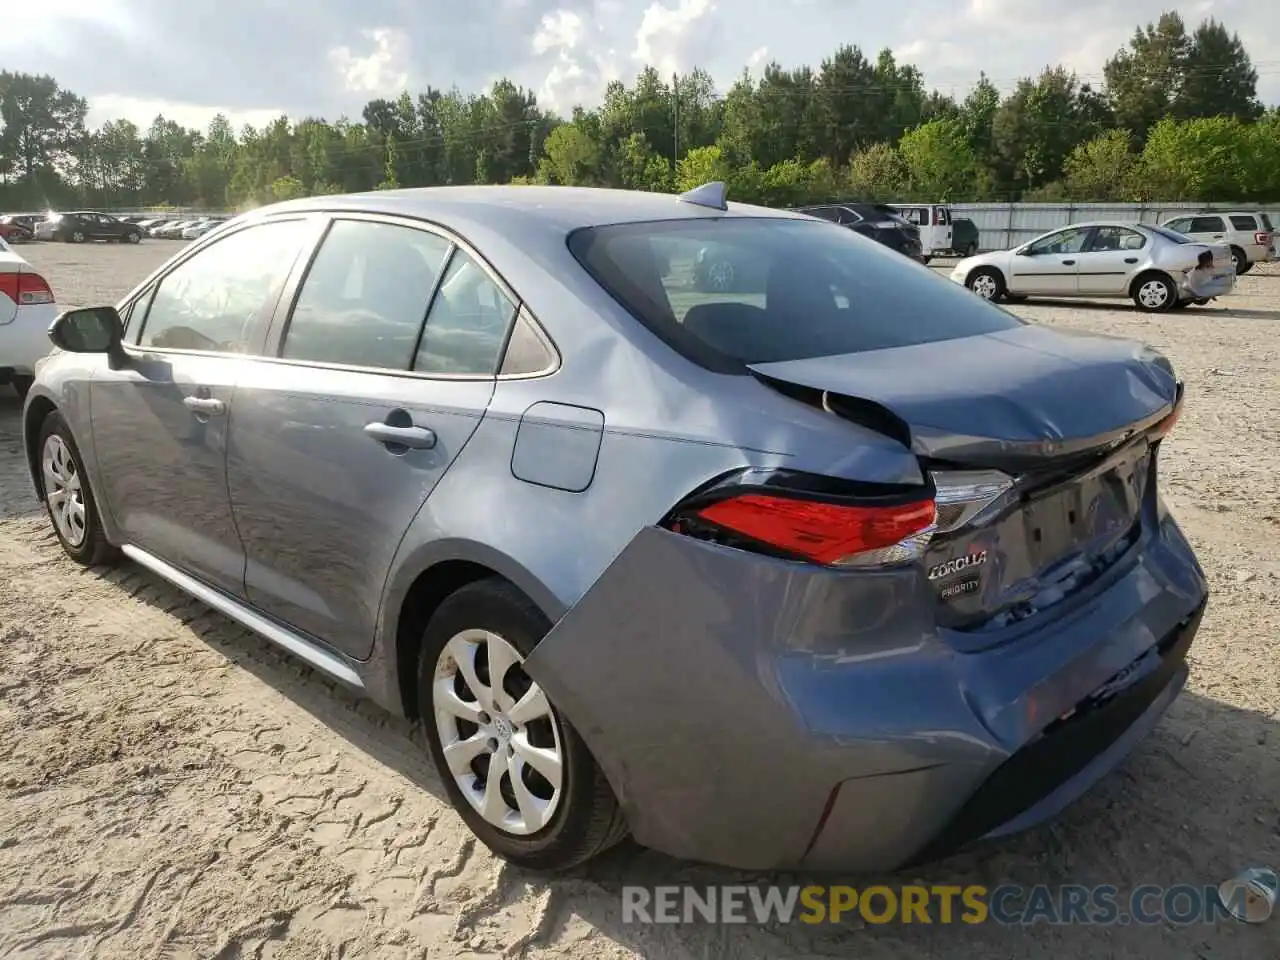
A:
[
  {"left": 183, "top": 396, "right": 225, "bottom": 416},
  {"left": 364, "top": 422, "right": 437, "bottom": 450}
]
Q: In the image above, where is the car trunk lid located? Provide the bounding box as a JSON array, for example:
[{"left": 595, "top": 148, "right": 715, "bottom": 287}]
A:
[{"left": 747, "top": 324, "right": 1179, "bottom": 640}]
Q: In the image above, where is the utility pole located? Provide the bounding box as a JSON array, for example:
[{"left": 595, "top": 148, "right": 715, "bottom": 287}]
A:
[{"left": 672, "top": 72, "right": 679, "bottom": 171}]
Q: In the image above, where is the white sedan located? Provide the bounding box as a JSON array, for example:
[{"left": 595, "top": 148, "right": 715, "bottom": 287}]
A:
[
  {"left": 949, "top": 221, "right": 1236, "bottom": 312},
  {"left": 0, "top": 236, "right": 59, "bottom": 398}
]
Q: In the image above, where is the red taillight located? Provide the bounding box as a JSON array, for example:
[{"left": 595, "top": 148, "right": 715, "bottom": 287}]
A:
[
  {"left": 682, "top": 493, "right": 936, "bottom": 566},
  {"left": 0, "top": 271, "right": 55, "bottom": 306},
  {"left": 1256, "top": 231, "right": 1270, "bottom": 247}
]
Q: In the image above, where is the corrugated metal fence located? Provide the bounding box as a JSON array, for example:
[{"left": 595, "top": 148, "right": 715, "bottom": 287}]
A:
[{"left": 952, "top": 202, "right": 1280, "bottom": 252}]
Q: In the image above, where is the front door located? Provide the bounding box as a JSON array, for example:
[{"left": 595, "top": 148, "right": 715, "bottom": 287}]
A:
[
  {"left": 1076, "top": 225, "right": 1148, "bottom": 296},
  {"left": 227, "top": 216, "right": 516, "bottom": 659},
  {"left": 1008, "top": 226, "right": 1093, "bottom": 296},
  {"left": 90, "top": 217, "right": 315, "bottom": 597}
]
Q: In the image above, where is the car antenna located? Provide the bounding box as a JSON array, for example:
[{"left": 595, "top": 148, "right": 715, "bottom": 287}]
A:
[{"left": 677, "top": 181, "right": 728, "bottom": 212}]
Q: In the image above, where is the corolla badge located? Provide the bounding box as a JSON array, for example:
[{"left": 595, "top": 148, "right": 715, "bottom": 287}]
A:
[{"left": 928, "top": 550, "right": 988, "bottom": 581}]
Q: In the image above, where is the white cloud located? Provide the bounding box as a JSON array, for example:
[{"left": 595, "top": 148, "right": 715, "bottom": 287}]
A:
[
  {"left": 533, "top": 9, "right": 586, "bottom": 55},
  {"left": 328, "top": 27, "right": 411, "bottom": 97},
  {"left": 87, "top": 95, "right": 286, "bottom": 134},
  {"left": 632, "top": 0, "right": 715, "bottom": 77},
  {"left": 746, "top": 46, "right": 768, "bottom": 69}
]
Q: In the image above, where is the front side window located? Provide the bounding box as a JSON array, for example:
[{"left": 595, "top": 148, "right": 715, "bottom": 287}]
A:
[
  {"left": 1028, "top": 227, "right": 1091, "bottom": 256},
  {"left": 138, "top": 219, "right": 309, "bottom": 353},
  {"left": 414, "top": 249, "right": 517, "bottom": 376},
  {"left": 281, "top": 219, "right": 452, "bottom": 371},
  {"left": 1188, "top": 215, "right": 1225, "bottom": 233},
  {"left": 568, "top": 217, "right": 1023, "bottom": 367}
]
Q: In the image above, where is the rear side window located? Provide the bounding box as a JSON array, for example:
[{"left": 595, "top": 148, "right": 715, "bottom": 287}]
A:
[
  {"left": 414, "top": 249, "right": 517, "bottom": 376},
  {"left": 1229, "top": 215, "right": 1258, "bottom": 231},
  {"left": 281, "top": 219, "right": 451, "bottom": 371},
  {"left": 1188, "top": 215, "right": 1225, "bottom": 233},
  {"left": 567, "top": 218, "right": 1023, "bottom": 368}
]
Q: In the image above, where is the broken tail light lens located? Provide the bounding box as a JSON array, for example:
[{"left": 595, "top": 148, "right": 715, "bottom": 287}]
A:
[{"left": 663, "top": 469, "right": 937, "bottom": 568}]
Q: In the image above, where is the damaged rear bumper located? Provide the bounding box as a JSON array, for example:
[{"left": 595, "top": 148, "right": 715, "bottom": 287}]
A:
[{"left": 522, "top": 499, "right": 1208, "bottom": 873}]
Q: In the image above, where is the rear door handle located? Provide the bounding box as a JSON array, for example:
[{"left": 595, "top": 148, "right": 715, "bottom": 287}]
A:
[
  {"left": 183, "top": 396, "right": 225, "bottom": 416},
  {"left": 364, "top": 422, "right": 437, "bottom": 450},
  {"left": 1124, "top": 257, "right": 1138, "bottom": 264},
  {"left": 1061, "top": 259, "right": 1076, "bottom": 265}
]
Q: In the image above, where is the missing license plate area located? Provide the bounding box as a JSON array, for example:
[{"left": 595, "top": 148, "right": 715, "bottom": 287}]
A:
[{"left": 1024, "top": 452, "right": 1145, "bottom": 569}]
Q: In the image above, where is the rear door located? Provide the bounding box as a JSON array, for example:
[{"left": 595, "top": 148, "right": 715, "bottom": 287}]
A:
[
  {"left": 226, "top": 214, "right": 514, "bottom": 659},
  {"left": 1076, "top": 225, "right": 1147, "bottom": 295},
  {"left": 1009, "top": 226, "right": 1092, "bottom": 296}
]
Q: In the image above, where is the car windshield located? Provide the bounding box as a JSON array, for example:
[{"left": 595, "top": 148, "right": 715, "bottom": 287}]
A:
[
  {"left": 1147, "top": 224, "right": 1191, "bottom": 243},
  {"left": 567, "top": 217, "right": 1024, "bottom": 367}
]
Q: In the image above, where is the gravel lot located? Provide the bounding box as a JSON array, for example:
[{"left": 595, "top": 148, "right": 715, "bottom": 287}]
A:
[{"left": 2, "top": 241, "right": 1279, "bottom": 958}]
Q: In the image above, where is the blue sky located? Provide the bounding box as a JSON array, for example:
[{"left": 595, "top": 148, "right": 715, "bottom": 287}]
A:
[{"left": 4, "top": 0, "right": 1277, "bottom": 133}]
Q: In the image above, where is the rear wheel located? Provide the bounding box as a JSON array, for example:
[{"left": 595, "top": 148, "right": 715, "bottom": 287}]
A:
[
  {"left": 1132, "top": 273, "right": 1176, "bottom": 312},
  {"left": 965, "top": 242, "right": 978, "bottom": 257},
  {"left": 1229, "top": 246, "right": 1248, "bottom": 275},
  {"left": 965, "top": 267, "right": 1005, "bottom": 301},
  {"left": 419, "top": 579, "right": 627, "bottom": 871},
  {"left": 126, "top": 231, "right": 141, "bottom": 244},
  {"left": 703, "top": 259, "right": 736, "bottom": 292},
  {"left": 70, "top": 230, "right": 86, "bottom": 244},
  {"left": 37, "top": 411, "right": 118, "bottom": 566}
]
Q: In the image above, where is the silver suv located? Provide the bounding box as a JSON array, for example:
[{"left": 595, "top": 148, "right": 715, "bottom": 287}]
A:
[{"left": 1160, "top": 211, "right": 1275, "bottom": 275}]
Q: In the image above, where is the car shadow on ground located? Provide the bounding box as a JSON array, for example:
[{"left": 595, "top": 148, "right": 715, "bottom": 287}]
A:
[
  {"left": 1017, "top": 299, "right": 1280, "bottom": 321},
  {"left": 86, "top": 554, "right": 1280, "bottom": 958}
]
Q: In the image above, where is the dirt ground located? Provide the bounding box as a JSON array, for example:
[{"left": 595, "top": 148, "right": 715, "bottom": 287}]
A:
[{"left": 1, "top": 240, "right": 1278, "bottom": 959}]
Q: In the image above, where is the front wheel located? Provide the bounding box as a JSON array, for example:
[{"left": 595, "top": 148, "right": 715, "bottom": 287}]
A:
[
  {"left": 965, "top": 267, "right": 1005, "bottom": 301},
  {"left": 37, "top": 411, "right": 118, "bottom": 566},
  {"left": 126, "top": 231, "right": 141, "bottom": 244},
  {"left": 70, "top": 230, "right": 86, "bottom": 243},
  {"left": 419, "top": 579, "right": 627, "bottom": 871},
  {"left": 1132, "top": 274, "right": 1176, "bottom": 312}
]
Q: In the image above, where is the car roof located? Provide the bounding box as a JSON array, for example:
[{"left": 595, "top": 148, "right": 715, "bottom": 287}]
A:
[{"left": 258, "top": 185, "right": 807, "bottom": 241}]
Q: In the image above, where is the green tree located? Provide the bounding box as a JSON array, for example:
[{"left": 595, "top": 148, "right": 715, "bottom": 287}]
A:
[
  {"left": 845, "top": 143, "right": 906, "bottom": 201},
  {"left": 1138, "top": 116, "right": 1252, "bottom": 201},
  {"left": 899, "top": 119, "right": 977, "bottom": 200},
  {"left": 1062, "top": 130, "right": 1138, "bottom": 201},
  {"left": 537, "top": 124, "right": 600, "bottom": 185}
]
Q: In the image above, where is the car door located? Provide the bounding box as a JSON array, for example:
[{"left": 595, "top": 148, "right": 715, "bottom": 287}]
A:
[
  {"left": 225, "top": 215, "right": 513, "bottom": 659},
  {"left": 1075, "top": 225, "right": 1148, "bottom": 295},
  {"left": 89, "top": 216, "right": 316, "bottom": 597},
  {"left": 100, "top": 214, "right": 126, "bottom": 240},
  {"left": 1008, "top": 226, "right": 1093, "bottom": 295}
]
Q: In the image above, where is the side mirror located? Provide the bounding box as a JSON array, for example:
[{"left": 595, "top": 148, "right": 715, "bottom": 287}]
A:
[{"left": 48, "top": 306, "right": 126, "bottom": 362}]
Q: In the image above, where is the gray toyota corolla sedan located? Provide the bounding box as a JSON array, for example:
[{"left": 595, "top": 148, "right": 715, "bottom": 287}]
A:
[{"left": 23, "top": 182, "right": 1208, "bottom": 874}]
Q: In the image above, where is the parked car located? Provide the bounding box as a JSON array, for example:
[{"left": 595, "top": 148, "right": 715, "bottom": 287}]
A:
[
  {"left": 949, "top": 217, "right": 980, "bottom": 258},
  {"left": 23, "top": 183, "right": 1206, "bottom": 875},
  {"left": 0, "top": 215, "right": 36, "bottom": 243},
  {"left": 1160, "top": 211, "right": 1275, "bottom": 275},
  {"left": 794, "top": 203, "right": 925, "bottom": 261},
  {"left": 34, "top": 211, "right": 142, "bottom": 244},
  {"left": 887, "top": 203, "right": 954, "bottom": 260},
  {"left": 152, "top": 219, "right": 197, "bottom": 239},
  {"left": 952, "top": 221, "right": 1235, "bottom": 311},
  {"left": 0, "top": 235, "right": 58, "bottom": 398},
  {"left": 181, "top": 218, "right": 227, "bottom": 240}
]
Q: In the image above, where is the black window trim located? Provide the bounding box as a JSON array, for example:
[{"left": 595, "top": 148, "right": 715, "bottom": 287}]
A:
[
  {"left": 115, "top": 209, "right": 560, "bottom": 381},
  {"left": 264, "top": 211, "right": 559, "bottom": 382}
]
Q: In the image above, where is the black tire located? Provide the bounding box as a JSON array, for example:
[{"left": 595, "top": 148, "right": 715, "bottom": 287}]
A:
[
  {"left": 417, "top": 578, "right": 627, "bottom": 871},
  {"left": 127, "top": 231, "right": 141, "bottom": 244},
  {"left": 70, "top": 230, "right": 86, "bottom": 244},
  {"left": 965, "top": 242, "right": 978, "bottom": 257},
  {"left": 36, "top": 410, "right": 119, "bottom": 567},
  {"left": 1131, "top": 272, "right": 1177, "bottom": 313},
  {"left": 11, "top": 375, "right": 33, "bottom": 400},
  {"left": 1193, "top": 298, "right": 1211, "bottom": 306},
  {"left": 965, "top": 266, "right": 1006, "bottom": 301},
  {"left": 1230, "top": 246, "right": 1248, "bottom": 275}
]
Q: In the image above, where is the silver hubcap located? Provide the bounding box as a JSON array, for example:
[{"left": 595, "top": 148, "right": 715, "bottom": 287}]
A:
[
  {"left": 971, "top": 274, "right": 998, "bottom": 299},
  {"left": 1138, "top": 280, "right": 1169, "bottom": 308},
  {"left": 1231, "top": 253, "right": 1240, "bottom": 270},
  {"left": 42, "top": 435, "right": 87, "bottom": 547},
  {"left": 433, "top": 629, "right": 564, "bottom": 835},
  {"left": 707, "top": 261, "right": 734, "bottom": 291}
]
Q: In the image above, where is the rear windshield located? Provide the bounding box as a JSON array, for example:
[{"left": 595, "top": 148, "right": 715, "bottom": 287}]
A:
[
  {"left": 567, "top": 217, "right": 1024, "bottom": 368},
  {"left": 1148, "top": 224, "right": 1192, "bottom": 243}
]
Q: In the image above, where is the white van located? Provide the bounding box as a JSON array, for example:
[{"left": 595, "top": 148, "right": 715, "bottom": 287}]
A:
[{"left": 888, "top": 204, "right": 953, "bottom": 261}]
